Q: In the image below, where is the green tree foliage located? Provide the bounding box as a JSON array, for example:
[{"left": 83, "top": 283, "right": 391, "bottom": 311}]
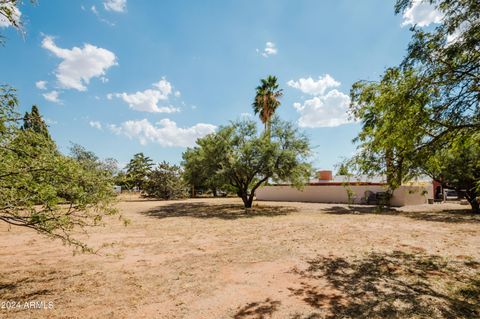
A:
[
  {"left": 113, "top": 171, "right": 131, "bottom": 190},
  {"left": 182, "top": 134, "right": 230, "bottom": 197},
  {"left": 69, "top": 143, "right": 119, "bottom": 179},
  {"left": 349, "top": 0, "right": 479, "bottom": 211},
  {"left": 22, "top": 105, "right": 50, "bottom": 138},
  {"left": 426, "top": 134, "right": 480, "bottom": 213},
  {"left": 351, "top": 67, "right": 480, "bottom": 211},
  {"left": 252, "top": 75, "right": 283, "bottom": 134},
  {"left": 183, "top": 117, "right": 311, "bottom": 208},
  {"left": 182, "top": 146, "right": 206, "bottom": 196},
  {"left": 0, "top": 85, "right": 18, "bottom": 133},
  {"left": 0, "top": 90, "right": 119, "bottom": 251},
  {"left": 395, "top": 0, "right": 479, "bottom": 140},
  {"left": 349, "top": 68, "right": 430, "bottom": 190},
  {"left": 143, "top": 161, "right": 188, "bottom": 200},
  {"left": 124, "top": 152, "right": 153, "bottom": 190},
  {"left": 69, "top": 143, "right": 99, "bottom": 167},
  {"left": 337, "top": 163, "right": 349, "bottom": 176}
]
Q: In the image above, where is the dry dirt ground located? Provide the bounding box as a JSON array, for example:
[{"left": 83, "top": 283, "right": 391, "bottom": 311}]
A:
[{"left": 1, "top": 197, "right": 479, "bottom": 319}]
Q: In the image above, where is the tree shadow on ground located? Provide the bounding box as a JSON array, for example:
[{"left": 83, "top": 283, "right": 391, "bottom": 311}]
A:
[
  {"left": 119, "top": 198, "right": 160, "bottom": 202},
  {"left": 233, "top": 298, "right": 281, "bottom": 319},
  {"left": 290, "top": 313, "right": 324, "bottom": 319},
  {"left": 322, "top": 205, "right": 480, "bottom": 224},
  {"left": 0, "top": 278, "right": 54, "bottom": 301},
  {"left": 0, "top": 270, "right": 82, "bottom": 301},
  {"left": 142, "top": 202, "right": 297, "bottom": 220},
  {"left": 289, "top": 251, "right": 480, "bottom": 319}
]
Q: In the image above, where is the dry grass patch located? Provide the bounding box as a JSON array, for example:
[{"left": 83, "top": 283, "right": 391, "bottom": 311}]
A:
[
  {"left": 0, "top": 197, "right": 479, "bottom": 318},
  {"left": 288, "top": 251, "right": 480, "bottom": 318}
]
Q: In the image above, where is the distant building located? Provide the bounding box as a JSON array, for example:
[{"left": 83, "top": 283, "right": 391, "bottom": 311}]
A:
[{"left": 256, "top": 170, "right": 434, "bottom": 206}]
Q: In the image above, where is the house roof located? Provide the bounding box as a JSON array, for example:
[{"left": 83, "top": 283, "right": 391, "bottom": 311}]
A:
[{"left": 271, "top": 175, "right": 432, "bottom": 186}]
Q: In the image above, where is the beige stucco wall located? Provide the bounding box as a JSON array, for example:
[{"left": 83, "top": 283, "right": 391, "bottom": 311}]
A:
[
  {"left": 390, "top": 185, "right": 433, "bottom": 206},
  {"left": 256, "top": 184, "right": 433, "bottom": 206}
]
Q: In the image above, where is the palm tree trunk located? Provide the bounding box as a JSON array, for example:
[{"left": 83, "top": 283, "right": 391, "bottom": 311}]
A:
[{"left": 266, "top": 119, "right": 271, "bottom": 140}]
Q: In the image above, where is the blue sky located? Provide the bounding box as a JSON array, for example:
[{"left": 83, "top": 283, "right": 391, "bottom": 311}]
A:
[{"left": 0, "top": 0, "right": 442, "bottom": 170}]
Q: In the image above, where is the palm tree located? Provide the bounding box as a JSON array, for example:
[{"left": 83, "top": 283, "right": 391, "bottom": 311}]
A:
[{"left": 252, "top": 75, "right": 283, "bottom": 136}]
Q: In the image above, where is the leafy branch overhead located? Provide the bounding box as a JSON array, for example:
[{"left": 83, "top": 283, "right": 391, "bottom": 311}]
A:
[
  {"left": 0, "top": 86, "right": 122, "bottom": 252},
  {"left": 348, "top": 0, "right": 480, "bottom": 212},
  {"left": 0, "top": 0, "right": 36, "bottom": 45}
]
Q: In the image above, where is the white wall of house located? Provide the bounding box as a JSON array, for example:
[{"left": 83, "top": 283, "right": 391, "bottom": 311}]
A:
[
  {"left": 256, "top": 184, "right": 433, "bottom": 206},
  {"left": 390, "top": 185, "right": 433, "bottom": 206}
]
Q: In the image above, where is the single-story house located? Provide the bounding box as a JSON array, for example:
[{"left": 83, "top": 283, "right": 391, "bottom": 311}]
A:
[{"left": 256, "top": 170, "right": 434, "bottom": 207}]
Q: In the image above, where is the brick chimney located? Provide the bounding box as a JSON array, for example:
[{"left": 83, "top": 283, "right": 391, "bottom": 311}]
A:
[{"left": 317, "top": 170, "right": 333, "bottom": 181}]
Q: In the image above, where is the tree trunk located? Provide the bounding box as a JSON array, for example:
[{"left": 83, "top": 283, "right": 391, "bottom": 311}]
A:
[
  {"left": 246, "top": 194, "right": 254, "bottom": 208},
  {"left": 466, "top": 193, "right": 480, "bottom": 213},
  {"left": 239, "top": 189, "right": 255, "bottom": 208},
  {"left": 471, "top": 200, "right": 480, "bottom": 214},
  {"left": 239, "top": 189, "right": 250, "bottom": 208},
  {"left": 266, "top": 120, "right": 271, "bottom": 140},
  {"left": 463, "top": 190, "right": 480, "bottom": 213},
  {"left": 385, "top": 148, "right": 394, "bottom": 187}
]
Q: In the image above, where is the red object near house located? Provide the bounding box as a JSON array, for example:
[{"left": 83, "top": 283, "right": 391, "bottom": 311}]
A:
[
  {"left": 433, "top": 180, "right": 443, "bottom": 200},
  {"left": 318, "top": 170, "right": 333, "bottom": 181}
]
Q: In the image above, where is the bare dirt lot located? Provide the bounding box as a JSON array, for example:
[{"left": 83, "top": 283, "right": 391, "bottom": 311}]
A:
[{"left": 1, "top": 197, "right": 479, "bottom": 318}]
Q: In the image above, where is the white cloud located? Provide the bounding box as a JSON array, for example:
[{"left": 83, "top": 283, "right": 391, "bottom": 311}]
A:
[
  {"left": 42, "top": 90, "right": 62, "bottom": 104},
  {"left": 109, "top": 118, "right": 216, "bottom": 147},
  {"left": 258, "top": 42, "right": 277, "bottom": 58},
  {"left": 152, "top": 78, "right": 172, "bottom": 96},
  {"left": 0, "top": 2, "right": 21, "bottom": 28},
  {"left": 293, "top": 90, "right": 351, "bottom": 128},
  {"left": 446, "top": 21, "right": 475, "bottom": 45},
  {"left": 35, "top": 80, "right": 48, "bottom": 90},
  {"left": 401, "top": 0, "right": 443, "bottom": 27},
  {"left": 112, "top": 90, "right": 180, "bottom": 113},
  {"left": 91, "top": 5, "right": 99, "bottom": 15},
  {"left": 109, "top": 78, "right": 180, "bottom": 113},
  {"left": 401, "top": 1, "right": 472, "bottom": 45},
  {"left": 287, "top": 74, "right": 340, "bottom": 96},
  {"left": 90, "top": 4, "right": 115, "bottom": 26},
  {"left": 89, "top": 121, "right": 102, "bottom": 130},
  {"left": 41, "top": 35, "right": 117, "bottom": 91},
  {"left": 289, "top": 74, "right": 353, "bottom": 128},
  {"left": 103, "top": 0, "right": 127, "bottom": 12}
]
